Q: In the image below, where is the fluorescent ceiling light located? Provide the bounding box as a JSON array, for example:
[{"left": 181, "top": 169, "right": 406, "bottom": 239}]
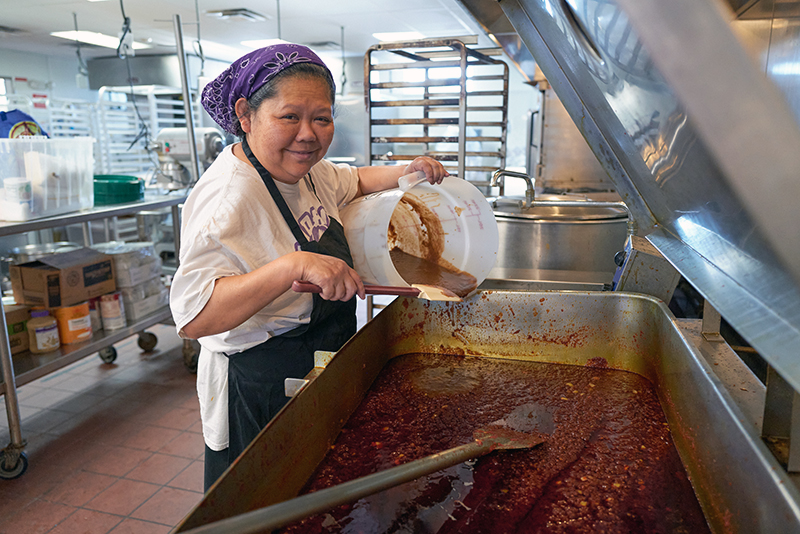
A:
[
  {"left": 51, "top": 30, "right": 151, "bottom": 50},
  {"left": 241, "top": 39, "right": 289, "bottom": 49},
  {"left": 372, "top": 31, "right": 424, "bottom": 42},
  {"left": 772, "top": 62, "right": 800, "bottom": 76}
]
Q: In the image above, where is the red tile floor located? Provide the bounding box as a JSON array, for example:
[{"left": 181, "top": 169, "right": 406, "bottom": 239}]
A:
[
  {"left": 0, "top": 297, "right": 385, "bottom": 534},
  {"left": 0, "top": 323, "right": 203, "bottom": 534}
]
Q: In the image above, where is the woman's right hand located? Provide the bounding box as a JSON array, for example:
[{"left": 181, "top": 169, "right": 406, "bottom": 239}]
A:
[{"left": 294, "top": 251, "right": 366, "bottom": 301}]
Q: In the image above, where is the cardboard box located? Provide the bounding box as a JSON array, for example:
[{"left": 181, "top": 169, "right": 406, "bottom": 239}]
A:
[
  {"left": 9, "top": 248, "right": 116, "bottom": 309},
  {"left": 4, "top": 304, "right": 31, "bottom": 355},
  {"left": 115, "top": 257, "right": 162, "bottom": 288},
  {"left": 122, "top": 288, "right": 169, "bottom": 322}
]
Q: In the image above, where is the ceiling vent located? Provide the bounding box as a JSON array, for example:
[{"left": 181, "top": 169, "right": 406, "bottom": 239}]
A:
[
  {"left": 205, "top": 8, "right": 270, "bottom": 22},
  {"left": 0, "top": 25, "right": 24, "bottom": 34}
]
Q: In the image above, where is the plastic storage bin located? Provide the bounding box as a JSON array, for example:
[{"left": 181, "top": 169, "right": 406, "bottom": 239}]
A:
[{"left": 0, "top": 137, "right": 95, "bottom": 221}]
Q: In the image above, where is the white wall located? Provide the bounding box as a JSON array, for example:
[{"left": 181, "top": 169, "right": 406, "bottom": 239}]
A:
[{"left": 0, "top": 48, "right": 98, "bottom": 103}]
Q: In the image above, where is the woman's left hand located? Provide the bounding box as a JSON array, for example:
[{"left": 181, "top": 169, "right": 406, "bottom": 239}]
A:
[{"left": 405, "top": 156, "right": 449, "bottom": 185}]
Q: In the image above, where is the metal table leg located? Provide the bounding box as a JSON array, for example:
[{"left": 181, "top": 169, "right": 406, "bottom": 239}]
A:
[{"left": 0, "top": 299, "right": 28, "bottom": 478}]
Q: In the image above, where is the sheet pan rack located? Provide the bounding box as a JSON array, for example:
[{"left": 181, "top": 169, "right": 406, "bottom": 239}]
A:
[{"left": 365, "top": 38, "right": 510, "bottom": 191}]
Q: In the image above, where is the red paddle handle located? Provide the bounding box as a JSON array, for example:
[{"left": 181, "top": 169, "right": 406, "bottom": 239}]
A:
[{"left": 291, "top": 280, "right": 420, "bottom": 297}]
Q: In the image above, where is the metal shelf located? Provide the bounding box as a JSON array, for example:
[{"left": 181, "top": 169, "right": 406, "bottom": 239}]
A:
[
  {"left": 0, "top": 191, "right": 189, "bottom": 478},
  {"left": 0, "top": 192, "right": 188, "bottom": 237},
  {"left": 2, "top": 306, "right": 172, "bottom": 388}
]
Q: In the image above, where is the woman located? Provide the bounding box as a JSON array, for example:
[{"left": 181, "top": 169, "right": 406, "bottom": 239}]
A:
[{"left": 169, "top": 43, "right": 448, "bottom": 491}]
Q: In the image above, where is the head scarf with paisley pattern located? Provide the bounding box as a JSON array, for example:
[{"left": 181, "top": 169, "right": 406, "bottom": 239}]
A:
[{"left": 201, "top": 44, "right": 333, "bottom": 135}]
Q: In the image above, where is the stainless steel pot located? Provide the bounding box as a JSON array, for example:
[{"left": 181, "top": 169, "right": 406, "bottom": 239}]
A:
[
  {"left": 2, "top": 242, "right": 82, "bottom": 264},
  {"left": 490, "top": 194, "right": 628, "bottom": 275}
]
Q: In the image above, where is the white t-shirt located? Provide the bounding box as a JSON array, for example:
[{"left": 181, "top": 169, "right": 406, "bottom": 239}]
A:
[{"left": 170, "top": 144, "right": 360, "bottom": 450}]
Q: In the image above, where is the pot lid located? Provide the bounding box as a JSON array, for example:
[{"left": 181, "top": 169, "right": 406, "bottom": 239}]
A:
[
  {"left": 490, "top": 0, "right": 800, "bottom": 390},
  {"left": 490, "top": 194, "right": 627, "bottom": 221}
]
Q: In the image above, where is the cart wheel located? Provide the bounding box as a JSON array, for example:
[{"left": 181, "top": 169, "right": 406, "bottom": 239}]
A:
[
  {"left": 98, "top": 346, "right": 117, "bottom": 364},
  {"left": 183, "top": 340, "right": 200, "bottom": 374},
  {"left": 138, "top": 332, "right": 158, "bottom": 352},
  {"left": 0, "top": 451, "right": 28, "bottom": 480}
]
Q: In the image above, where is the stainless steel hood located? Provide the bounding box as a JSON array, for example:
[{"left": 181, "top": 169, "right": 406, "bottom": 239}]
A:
[
  {"left": 87, "top": 54, "right": 205, "bottom": 90},
  {"left": 463, "top": 0, "right": 800, "bottom": 391}
]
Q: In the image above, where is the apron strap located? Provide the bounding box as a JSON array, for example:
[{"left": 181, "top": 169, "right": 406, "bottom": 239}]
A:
[{"left": 241, "top": 137, "right": 309, "bottom": 246}]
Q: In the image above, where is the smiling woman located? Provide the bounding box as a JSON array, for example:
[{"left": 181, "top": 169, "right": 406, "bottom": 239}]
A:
[
  {"left": 168, "top": 43, "right": 449, "bottom": 492},
  {"left": 234, "top": 75, "right": 335, "bottom": 183}
]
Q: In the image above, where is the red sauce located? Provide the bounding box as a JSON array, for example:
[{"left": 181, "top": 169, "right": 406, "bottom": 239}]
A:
[{"left": 281, "top": 354, "right": 710, "bottom": 534}]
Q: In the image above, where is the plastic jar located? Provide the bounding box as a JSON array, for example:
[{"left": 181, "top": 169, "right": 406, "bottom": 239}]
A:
[{"left": 27, "top": 310, "right": 60, "bottom": 354}]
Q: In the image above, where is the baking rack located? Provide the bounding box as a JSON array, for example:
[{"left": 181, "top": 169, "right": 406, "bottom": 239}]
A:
[
  {"left": 364, "top": 37, "right": 510, "bottom": 191},
  {"left": 363, "top": 38, "right": 510, "bottom": 320}
]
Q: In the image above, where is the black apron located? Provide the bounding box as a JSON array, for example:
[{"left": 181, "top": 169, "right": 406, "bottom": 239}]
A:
[{"left": 225, "top": 139, "right": 356, "bottom": 461}]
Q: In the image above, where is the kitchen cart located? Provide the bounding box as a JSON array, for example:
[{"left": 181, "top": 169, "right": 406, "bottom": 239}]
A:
[{"left": 0, "top": 192, "right": 192, "bottom": 479}]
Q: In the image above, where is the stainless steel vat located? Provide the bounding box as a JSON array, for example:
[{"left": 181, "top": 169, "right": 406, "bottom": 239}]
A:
[
  {"left": 1, "top": 242, "right": 82, "bottom": 264},
  {"left": 175, "top": 291, "right": 799, "bottom": 533},
  {"left": 492, "top": 194, "right": 627, "bottom": 275}
]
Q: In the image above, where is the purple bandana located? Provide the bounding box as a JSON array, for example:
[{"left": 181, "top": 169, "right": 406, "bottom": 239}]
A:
[{"left": 201, "top": 43, "right": 332, "bottom": 135}]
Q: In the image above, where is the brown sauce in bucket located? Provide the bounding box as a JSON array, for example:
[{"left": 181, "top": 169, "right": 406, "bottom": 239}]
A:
[
  {"left": 390, "top": 249, "right": 477, "bottom": 298},
  {"left": 281, "top": 354, "right": 710, "bottom": 534},
  {"left": 387, "top": 193, "right": 478, "bottom": 298}
]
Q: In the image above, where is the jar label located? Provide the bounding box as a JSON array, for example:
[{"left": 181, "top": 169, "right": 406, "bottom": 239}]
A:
[
  {"left": 34, "top": 323, "right": 60, "bottom": 350},
  {"left": 68, "top": 315, "right": 92, "bottom": 332}
]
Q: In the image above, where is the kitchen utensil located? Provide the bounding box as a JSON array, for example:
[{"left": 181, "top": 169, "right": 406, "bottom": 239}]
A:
[
  {"left": 180, "top": 423, "right": 546, "bottom": 534},
  {"left": 291, "top": 280, "right": 462, "bottom": 302}
]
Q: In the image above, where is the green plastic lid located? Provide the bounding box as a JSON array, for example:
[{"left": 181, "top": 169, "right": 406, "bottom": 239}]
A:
[{"left": 93, "top": 175, "right": 144, "bottom": 206}]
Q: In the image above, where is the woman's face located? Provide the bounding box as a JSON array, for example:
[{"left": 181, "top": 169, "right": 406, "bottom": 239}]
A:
[{"left": 238, "top": 76, "right": 334, "bottom": 184}]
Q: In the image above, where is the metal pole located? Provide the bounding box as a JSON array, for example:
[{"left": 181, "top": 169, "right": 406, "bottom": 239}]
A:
[
  {"left": 172, "top": 14, "right": 202, "bottom": 186},
  {"left": 0, "top": 301, "right": 25, "bottom": 456},
  {"left": 171, "top": 204, "right": 182, "bottom": 269}
]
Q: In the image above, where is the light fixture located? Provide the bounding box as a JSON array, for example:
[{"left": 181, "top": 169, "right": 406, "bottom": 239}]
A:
[
  {"left": 372, "top": 31, "right": 424, "bottom": 42},
  {"left": 51, "top": 30, "right": 151, "bottom": 50},
  {"left": 241, "top": 39, "right": 289, "bottom": 49},
  {"left": 772, "top": 62, "right": 800, "bottom": 76}
]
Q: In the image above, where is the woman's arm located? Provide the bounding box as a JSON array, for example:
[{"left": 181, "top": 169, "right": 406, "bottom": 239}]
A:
[
  {"left": 356, "top": 156, "right": 449, "bottom": 196},
  {"left": 180, "top": 251, "right": 365, "bottom": 339}
]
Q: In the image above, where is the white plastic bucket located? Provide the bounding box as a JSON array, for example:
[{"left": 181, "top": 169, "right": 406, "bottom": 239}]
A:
[{"left": 339, "top": 174, "right": 499, "bottom": 287}]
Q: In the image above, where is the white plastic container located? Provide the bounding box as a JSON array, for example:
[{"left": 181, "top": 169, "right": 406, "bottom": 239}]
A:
[
  {"left": 0, "top": 137, "right": 95, "bottom": 221},
  {"left": 339, "top": 174, "right": 499, "bottom": 287}
]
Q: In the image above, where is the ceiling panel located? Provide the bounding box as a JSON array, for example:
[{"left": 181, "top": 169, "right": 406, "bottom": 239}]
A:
[{"left": 0, "top": 0, "right": 488, "bottom": 62}]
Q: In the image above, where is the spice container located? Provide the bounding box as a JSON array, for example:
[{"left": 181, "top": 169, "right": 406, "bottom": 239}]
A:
[
  {"left": 52, "top": 301, "right": 92, "bottom": 344},
  {"left": 27, "top": 310, "right": 60, "bottom": 354}
]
